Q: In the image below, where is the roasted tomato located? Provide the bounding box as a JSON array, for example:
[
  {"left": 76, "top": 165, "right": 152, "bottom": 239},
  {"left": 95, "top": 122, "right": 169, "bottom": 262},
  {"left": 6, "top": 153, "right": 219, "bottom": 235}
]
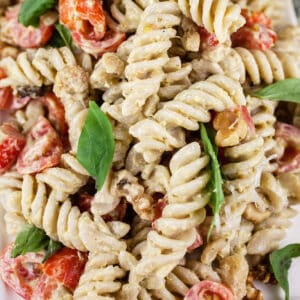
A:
[
  {"left": 276, "top": 122, "right": 300, "bottom": 173},
  {"left": 199, "top": 26, "right": 220, "bottom": 49},
  {"left": 184, "top": 281, "right": 235, "bottom": 300},
  {"left": 231, "top": 9, "right": 277, "bottom": 50},
  {"left": 0, "top": 244, "right": 44, "bottom": 300},
  {"left": 40, "top": 92, "right": 68, "bottom": 146},
  {"left": 4, "top": 5, "right": 54, "bottom": 49},
  {"left": 59, "top": 0, "right": 106, "bottom": 40},
  {"left": 17, "top": 116, "right": 63, "bottom": 174},
  {"left": 0, "top": 123, "right": 26, "bottom": 174},
  {"left": 41, "top": 247, "right": 87, "bottom": 292}
]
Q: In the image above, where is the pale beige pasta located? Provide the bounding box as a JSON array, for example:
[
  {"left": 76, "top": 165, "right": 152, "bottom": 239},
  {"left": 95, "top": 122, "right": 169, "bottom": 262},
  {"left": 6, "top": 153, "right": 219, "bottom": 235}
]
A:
[
  {"left": 220, "top": 47, "right": 300, "bottom": 85},
  {"left": 277, "top": 170, "right": 300, "bottom": 203},
  {"left": 129, "top": 142, "right": 209, "bottom": 288},
  {"left": 74, "top": 252, "right": 126, "bottom": 300},
  {"left": 177, "top": 0, "right": 245, "bottom": 42},
  {"left": 0, "top": 47, "right": 77, "bottom": 88},
  {"left": 120, "top": 1, "right": 181, "bottom": 119}
]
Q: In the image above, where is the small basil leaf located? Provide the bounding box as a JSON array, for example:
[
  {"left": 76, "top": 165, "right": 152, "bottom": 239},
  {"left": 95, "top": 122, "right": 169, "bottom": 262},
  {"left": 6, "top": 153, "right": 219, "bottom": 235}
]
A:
[
  {"left": 252, "top": 79, "right": 300, "bottom": 103},
  {"left": 12, "top": 224, "right": 49, "bottom": 257},
  {"left": 269, "top": 244, "right": 300, "bottom": 300},
  {"left": 19, "top": 0, "right": 56, "bottom": 27},
  {"left": 54, "top": 24, "right": 72, "bottom": 48},
  {"left": 77, "top": 101, "right": 115, "bottom": 190},
  {"left": 200, "top": 124, "right": 224, "bottom": 240},
  {"left": 43, "top": 240, "right": 63, "bottom": 262}
]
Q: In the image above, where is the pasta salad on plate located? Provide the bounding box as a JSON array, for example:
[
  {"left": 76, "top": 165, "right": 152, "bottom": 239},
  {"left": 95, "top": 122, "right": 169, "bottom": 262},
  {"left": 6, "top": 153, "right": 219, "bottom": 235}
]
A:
[{"left": 0, "top": 0, "right": 299, "bottom": 299}]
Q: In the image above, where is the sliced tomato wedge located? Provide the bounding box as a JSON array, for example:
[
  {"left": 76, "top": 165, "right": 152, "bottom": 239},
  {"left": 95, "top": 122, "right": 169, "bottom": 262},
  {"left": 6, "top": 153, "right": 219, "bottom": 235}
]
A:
[
  {"left": 0, "top": 244, "right": 44, "bottom": 300},
  {"left": 275, "top": 122, "right": 300, "bottom": 173},
  {"left": 59, "top": 0, "right": 106, "bottom": 41},
  {"left": 5, "top": 5, "right": 54, "bottom": 48},
  {"left": 40, "top": 92, "right": 68, "bottom": 146},
  {"left": 184, "top": 281, "right": 235, "bottom": 300},
  {"left": 41, "top": 247, "right": 87, "bottom": 292},
  {"left": 17, "top": 116, "right": 63, "bottom": 175},
  {"left": 231, "top": 9, "right": 277, "bottom": 50},
  {"left": 0, "top": 123, "right": 26, "bottom": 174}
]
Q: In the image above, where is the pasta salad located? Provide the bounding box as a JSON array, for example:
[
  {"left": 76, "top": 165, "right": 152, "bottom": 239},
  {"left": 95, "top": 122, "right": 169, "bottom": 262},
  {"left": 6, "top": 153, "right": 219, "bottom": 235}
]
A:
[{"left": 0, "top": 0, "right": 299, "bottom": 299}]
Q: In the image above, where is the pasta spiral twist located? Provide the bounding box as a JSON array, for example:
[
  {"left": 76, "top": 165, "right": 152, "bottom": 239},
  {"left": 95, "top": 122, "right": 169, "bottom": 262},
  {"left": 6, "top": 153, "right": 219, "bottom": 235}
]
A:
[
  {"left": 0, "top": 47, "right": 77, "bottom": 88},
  {"left": 220, "top": 47, "right": 300, "bottom": 85},
  {"left": 177, "top": 0, "right": 245, "bottom": 43},
  {"left": 130, "top": 74, "right": 246, "bottom": 163},
  {"left": 129, "top": 142, "right": 210, "bottom": 287},
  {"left": 74, "top": 252, "right": 127, "bottom": 299},
  {"left": 120, "top": 1, "right": 181, "bottom": 118},
  {"left": 21, "top": 174, "right": 127, "bottom": 252}
]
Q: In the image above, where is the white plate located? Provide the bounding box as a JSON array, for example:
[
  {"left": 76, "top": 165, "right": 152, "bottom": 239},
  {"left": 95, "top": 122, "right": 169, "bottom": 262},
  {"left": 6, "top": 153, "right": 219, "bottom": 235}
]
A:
[{"left": 0, "top": 1, "right": 299, "bottom": 299}]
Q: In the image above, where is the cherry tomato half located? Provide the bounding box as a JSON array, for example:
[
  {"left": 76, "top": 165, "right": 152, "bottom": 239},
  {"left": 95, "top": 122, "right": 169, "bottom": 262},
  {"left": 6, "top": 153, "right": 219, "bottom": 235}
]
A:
[
  {"left": 0, "top": 123, "right": 26, "bottom": 174},
  {"left": 5, "top": 5, "right": 54, "bottom": 49},
  {"left": 0, "top": 244, "right": 44, "bottom": 300},
  {"left": 41, "top": 247, "right": 87, "bottom": 291},
  {"left": 184, "top": 281, "right": 235, "bottom": 300},
  {"left": 231, "top": 9, "right": 277, "bottom": 50},
  {"left": 17, "top": 116, "right": 63, "bottom": 174}
]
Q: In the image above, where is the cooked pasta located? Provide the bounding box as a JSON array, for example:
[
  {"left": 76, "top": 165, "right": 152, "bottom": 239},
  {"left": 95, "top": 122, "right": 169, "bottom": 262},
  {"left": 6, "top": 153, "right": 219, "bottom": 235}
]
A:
[{"left": 177, "top": 0, "right": 245, "bottom": 42}]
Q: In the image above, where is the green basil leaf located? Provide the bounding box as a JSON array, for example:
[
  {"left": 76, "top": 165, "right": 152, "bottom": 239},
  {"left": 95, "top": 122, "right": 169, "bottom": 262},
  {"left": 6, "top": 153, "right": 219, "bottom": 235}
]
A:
[
  {"left": 200, "top": 124, "right": 224, "bottom": 240},
  {"left": 269, "top": 244, "right": 300, "bottom": 300},
  {"left": 252, "top": 79, "right": 300, "bottom": 103},
  {"left": 77, "top": 101, "right": 115, "bottom": 190},
  {"left": 43, "top": 240, "right": 63, "bottom": 262},
  {"left": 50, "top": 24, "right": 72, "bottom": 48},
  {"left": 19, "top": 0, "right": 56, "bottom": 27},
  {"left": 12, "top": 224, "right": 49, "bottom": 257}
]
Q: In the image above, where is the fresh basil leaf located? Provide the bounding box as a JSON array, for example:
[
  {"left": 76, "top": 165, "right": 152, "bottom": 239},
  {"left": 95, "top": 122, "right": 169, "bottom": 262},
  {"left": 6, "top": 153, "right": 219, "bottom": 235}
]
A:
[
  {"left": 200, "top": 124, "right": 224, "bottom": 240},
  {"left": 19, "top": 0, "right": 56, "bottom": 27},
  {"left": 43, "top": 240, "right": 63, "bottom": 262},
  {"left": 252, "top": 79, "right": 300, "bottom": 103},
  {"left": 55, "top": 24, "right": 72, "bottom": 48},
  {"left": 77, "top": 101, "right": 115, "bottom": 190},
  {"left": 269, "top": 244, "right": 300, "bottom": 300},
  {"left": 12, "top": 224, "right": 49, "bottom": 257}
]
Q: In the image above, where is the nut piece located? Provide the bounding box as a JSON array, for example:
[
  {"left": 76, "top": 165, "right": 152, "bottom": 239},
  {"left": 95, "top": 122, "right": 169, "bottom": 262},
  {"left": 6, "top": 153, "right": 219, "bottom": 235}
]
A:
[{"left": 213, "top": 109, "right": 248, "bottom": 147}]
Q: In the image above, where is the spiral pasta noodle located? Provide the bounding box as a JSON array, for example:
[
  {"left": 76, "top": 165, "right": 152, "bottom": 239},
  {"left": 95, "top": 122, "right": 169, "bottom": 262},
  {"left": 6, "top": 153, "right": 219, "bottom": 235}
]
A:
[
  {"left": 130, "top": 74, "right": 246, "bottom": 163},
  {"left": 129, "top": 142, "right": 210, "bottom": 288},
  {"left": 120, "top": 1, "right": 181, "bottom": 119},
  {"left": 177, "top": 0, "right": 245, "bottom": 42}
]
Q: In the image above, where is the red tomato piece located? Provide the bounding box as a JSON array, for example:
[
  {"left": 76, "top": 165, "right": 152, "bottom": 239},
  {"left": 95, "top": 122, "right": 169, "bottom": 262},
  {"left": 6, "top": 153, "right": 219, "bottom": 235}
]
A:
[
  {"left": 102, "top": 200, "right": 127, "bottom": 222},
  {"left": 17, "top": 116, "right": 63, "bottom": 174},
  {"left": 0, "top": 244, "right": 44, "bottom": 300},
  {"left": 40, "top": 92, "right": 69, "bottom": 146},
  {"left": 152, "top": 197, "right": 168, "bottom": 230},
  {"left": 72, "top": 26, "right": 125, "bottom": 57},
  {"left": 239, "top": 105, "right": 256, "bottom": 136},
  {"left": 231, "top": 9, "right": 277, "bottom": 50},
  {"left": 199, "top": 26, "right": 220, "bottom": 49},
  {"left": 59, "top": 0, "right": 106, "bottom": 41},
  {"left": 5, "top": 5, "right": 54, "bottom": 49},
  {"left": 277, "top": 151, "right": 300, "bottom": 174},
  {"left": 0, "top": 68, "right": 13, "bottom": 110},
  {"left": 41, "top": 247, "right": 87, "bottom": 292},
  {"left": 0, "top": 123, "right": 26, "bottom": 174},
  {"left": 74, "top": 192, "right": 93, "bottom": 213},
  {"left": 184, "top": 281, "right": 235, "bottom": 300},
  {"left": 31, "top": 274, "right": 61, "bottom": 300},
  {"left": 187, "top": 230, "right": 203, "bottom": 252},
  {"left": 276, "top": 122, "right": 300, "bottom": 148}
]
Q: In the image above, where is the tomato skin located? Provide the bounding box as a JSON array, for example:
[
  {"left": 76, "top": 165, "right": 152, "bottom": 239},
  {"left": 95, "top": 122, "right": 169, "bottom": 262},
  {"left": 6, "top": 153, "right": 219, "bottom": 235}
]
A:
[
  {"left": 31, "top": 274, "right": 60, "bottom": 300},
  {"left": 40, "top": 92, "right": 69, "bottom": 146},
  {"left": 59, "top": 0, "right": 106, "bottom": 41},
  {"left": 102, "top": 199, "right": 127, "bottom": 222},
  {"left": 275, "top": 122, "right": 300, "bottom": 174},
  {"left": 0, "top": 244, "right": 44, "bottom": 300},
  {"left": 0, "top": 123, "right": 26, "bottom": 174},
  {"left": 184, "top": 281, "right": 235, "bottom": 300},
  {"left": 5, "top": 5, "right": 54, "bottom": 49},
  {"left": 72, "top": 28, "right": 125, "bottom": 57},
  {"left": 231, "top": 9, "right": 277, "bottom": 50},
  {"left": 41, "top": 247, "right": 87, "bottom": 291},
  {"left": 17, "top": 116, "right": 63, "bottom": 175},
  {"left": 199, "top": 26, "right": 220, "bottom": 49},
  {"left": 187, "top": 231, "right": 203, "bottom": 252},
  {"left": 239, "top": 105, "right": 256, "bottom": 136}
]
